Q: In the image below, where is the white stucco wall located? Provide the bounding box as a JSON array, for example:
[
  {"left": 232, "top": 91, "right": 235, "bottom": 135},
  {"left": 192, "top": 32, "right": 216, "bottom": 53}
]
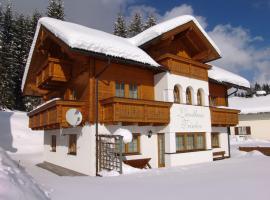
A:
[
  {"left": 211, "top": 127, "right": 229, "bottom": 157},
  {"left": 230, "top": 113, "right": 270, "bottom": 140},
  {"left": 154, "top": 72, "right": 209, "bottom": 106},
  {"left": 44, "top": 125, "right": 95, "bottom": 176},
  {"left": 165, "top": 150, "right": 213, "bottom": 167}
]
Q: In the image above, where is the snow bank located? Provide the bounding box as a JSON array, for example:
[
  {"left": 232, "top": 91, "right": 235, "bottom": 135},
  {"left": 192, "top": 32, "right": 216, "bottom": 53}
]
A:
[
  {"left": 99, "top": 164, "right": 143, "bottom": 177},
  {"left": 0, "top": 147, "right": 49, "bottom": 200},
  {"left": 22, "top": 17, "right": 160, "bottom": 91},
  {"left": 229, "top": 96, "right": 270, "bottom": 114},
  {"left": 0, "top": 111, "right": 43, "bottom": 154},
  {"left": 128, "top": 15, "right": 221, "bottom": 56},
  {"left": 208, "top": 65, "right": 250, "bottom": 89}
]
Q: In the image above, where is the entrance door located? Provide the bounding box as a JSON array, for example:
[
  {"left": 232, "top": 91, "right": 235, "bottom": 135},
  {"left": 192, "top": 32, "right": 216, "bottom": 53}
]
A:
[{"left": 157, "top": 134, "right": 165, "bottom": 167}]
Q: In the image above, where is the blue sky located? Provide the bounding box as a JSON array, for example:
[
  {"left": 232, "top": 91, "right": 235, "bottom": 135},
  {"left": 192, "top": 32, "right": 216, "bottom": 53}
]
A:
[
  {"left": 139, "top": 0, "right": 270, "bottom": 47},
  {"left": 2, "top": 0, "right": 270, "bottom": 84}
]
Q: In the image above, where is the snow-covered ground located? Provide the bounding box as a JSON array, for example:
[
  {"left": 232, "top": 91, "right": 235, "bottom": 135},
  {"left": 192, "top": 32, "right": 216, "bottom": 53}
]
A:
[{"left": 1, "top": 111, "right": 270, "bottom": 200}]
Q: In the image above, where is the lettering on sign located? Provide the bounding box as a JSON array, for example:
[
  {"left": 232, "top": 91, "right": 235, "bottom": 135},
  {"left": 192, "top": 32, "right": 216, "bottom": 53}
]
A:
[{"left": 178, "top": 107, "right": 206, "bottom": 130}]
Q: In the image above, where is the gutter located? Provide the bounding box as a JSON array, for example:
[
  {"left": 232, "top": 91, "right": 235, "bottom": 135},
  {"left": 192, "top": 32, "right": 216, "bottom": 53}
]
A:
[{"left": 94, "top": 58, "right": 111, "bottom": 176}]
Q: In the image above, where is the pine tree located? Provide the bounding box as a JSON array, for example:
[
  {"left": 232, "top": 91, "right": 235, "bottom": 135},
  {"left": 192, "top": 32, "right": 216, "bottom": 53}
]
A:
[
  {"left": 254, "top": 82, "right": 261, "bottom": 91},
  {"left": 0, "top": 3, "right": 16, "bottom": 109},
  {"left": 12, "top": 14, "right": 32, "bottom": 110},
  {"left": 22, "top": 10, "right": 42, "bottom": 111},
  {"left": 144, "top": 13, "right": 156, "bottom": 30},
  {"left": 47, "top": 0, "right": 65, "bottom": 20},
  {"left": 128, "top": 12, "right": 143, "bottom": 37},
  {"left": 113, "top": 12, "right": 128, "bottom": 38}
]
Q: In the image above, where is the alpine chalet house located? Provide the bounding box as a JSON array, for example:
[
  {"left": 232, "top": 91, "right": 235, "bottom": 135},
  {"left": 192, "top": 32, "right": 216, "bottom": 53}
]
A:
[{"left": 22, "top": 15, "right": 249, "bottom": 176}]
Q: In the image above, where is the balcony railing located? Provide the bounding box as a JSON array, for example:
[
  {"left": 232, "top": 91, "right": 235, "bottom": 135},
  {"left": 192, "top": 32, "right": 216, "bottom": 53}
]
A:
[
  {"left": 210, "top": 107, "right": 239, "bottom": 126},
  {"left": 157, "top": 53, "right": 210, "bottom": 81},
  {"left": 101, "top": 97, "right": 172, "bottom": 125},
  {"left": 36, "top": 57, "right": 71, "bottom": 89},
  {"left": 28, "top": 99, "right": 86, "bottom": 130}
]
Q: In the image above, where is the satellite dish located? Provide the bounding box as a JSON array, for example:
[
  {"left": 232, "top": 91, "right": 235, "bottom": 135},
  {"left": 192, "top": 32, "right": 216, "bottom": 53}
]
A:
[{"left": 66, "top": 108, "right": 83, "bottom": 127}]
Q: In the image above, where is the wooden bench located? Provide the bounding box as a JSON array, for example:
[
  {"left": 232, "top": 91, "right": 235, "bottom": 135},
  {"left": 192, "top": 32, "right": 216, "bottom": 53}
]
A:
[
  {"left": 213, "top": 151, "right": 225, "bottom": 161},
  {"left": 123, "top": 158, "right": 152, "bottom": 169}
]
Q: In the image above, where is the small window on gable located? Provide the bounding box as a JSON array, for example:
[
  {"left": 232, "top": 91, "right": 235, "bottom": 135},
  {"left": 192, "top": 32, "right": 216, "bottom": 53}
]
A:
[
  {"left": 129, "top": 84, "right": 138, "bottom": 99},
  {"left": 174, "top": 86, "right": 180, "bottom": 103},
  {"left": 115, "top": 82, "right": 125, "bottom": 97},
  {"left": 197, "top": 89, "right": 204, "bottom": 106},
  {"left": 186, "top": 87, "right": 193, "bottom": 105}
]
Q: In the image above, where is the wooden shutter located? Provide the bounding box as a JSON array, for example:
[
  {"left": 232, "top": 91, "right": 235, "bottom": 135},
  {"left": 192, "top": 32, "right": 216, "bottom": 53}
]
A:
[
  {"left": 51, "top": 135, "right": 56, "bottom": 152},
  {"left": 246, "top": 127, "right": 251, "bottom": 135},
  {"left": 235, "top": 127, "right": 239, "bottom": 135}
]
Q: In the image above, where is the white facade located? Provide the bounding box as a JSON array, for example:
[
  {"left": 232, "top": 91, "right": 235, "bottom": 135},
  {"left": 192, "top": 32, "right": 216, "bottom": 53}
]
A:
[
  {"left": 231, "top": 113, "right": 270, "bottom": 140},
  {"left": 42, "top": 71, "right": 231, "bottom": 176}
]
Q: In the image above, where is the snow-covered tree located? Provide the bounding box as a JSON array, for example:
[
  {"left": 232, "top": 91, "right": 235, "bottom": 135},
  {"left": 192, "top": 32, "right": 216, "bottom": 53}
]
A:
[
  {"left": 0, "top": 3, "right": 16, "bottom": 109},
  {"left": 23, "top": 11, "right": 43, "bottom": 111},
  {"left": 113, "top": 12, "right": 128, "bottom": 38},
  {"left": 128, "top": 12, "right": 143, "bottom": 37},
  {"left": 47, "top": 0, "right": 65, "bottom": 20},
  {"left": 144, "top": 13, "right": 156, "bottom": 30}
]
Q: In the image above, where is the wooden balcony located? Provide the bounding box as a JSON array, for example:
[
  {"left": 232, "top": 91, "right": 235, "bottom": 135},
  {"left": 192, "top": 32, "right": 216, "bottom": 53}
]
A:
[
  {"left": 101, "top": 97, "right": 172, "bottom": 125},
  {"left": 157, "top": 53, "right": 210, "bottom": 81},
  {"left": 210, "top": 107, "right": 240, "bottom": 126},
  {"left": 36, "top": 57, "right": 71, "bottom": 89},
  {"left": 28, "top": 100, "right": 86, "bottom": 130}
]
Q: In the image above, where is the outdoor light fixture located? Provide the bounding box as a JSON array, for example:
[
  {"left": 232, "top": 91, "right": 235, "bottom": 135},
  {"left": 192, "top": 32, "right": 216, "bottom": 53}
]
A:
[{"left": 148, "top": 130, "right": 153, "bottom": 138}]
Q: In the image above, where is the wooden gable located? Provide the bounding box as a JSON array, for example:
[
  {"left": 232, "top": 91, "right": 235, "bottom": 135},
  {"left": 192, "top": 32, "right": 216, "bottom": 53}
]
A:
[{"left": 143, "top": 21, "right": 220, "bottom": 63}]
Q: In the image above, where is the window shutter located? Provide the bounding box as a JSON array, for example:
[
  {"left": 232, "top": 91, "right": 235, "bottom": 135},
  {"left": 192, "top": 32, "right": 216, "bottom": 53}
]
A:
[
  {"left": 235, "top": 127, "right": 239, "bottom": 135},
  {"left": 246, "top": 127, "right": 251, "bottom": 135}
]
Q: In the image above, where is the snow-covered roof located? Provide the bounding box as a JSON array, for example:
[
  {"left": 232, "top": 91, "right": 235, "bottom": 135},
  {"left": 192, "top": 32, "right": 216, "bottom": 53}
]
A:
[
  {"left": 22, "top": 17, "right": 160, "bottom": 91},
  {"left": 208, "top": 65, "right": 250, "bottom": 89},
  {"left": 229, "top": 96, "right": 270, "bottom": 114},
  {"left": 256, "top": 90, "right": 266, "bottom": 95},
  {"left": 128, "top": 15, "right": 221, "bottom": 56}
]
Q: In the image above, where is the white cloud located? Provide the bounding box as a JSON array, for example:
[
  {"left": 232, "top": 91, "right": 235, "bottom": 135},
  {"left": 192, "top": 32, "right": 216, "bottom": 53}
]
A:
[
  {"left": 160, "top": 4, "right": 207, "bottom": 29},
  {"left": 209, "top": 24, "right": 270, "bottom": 83}
]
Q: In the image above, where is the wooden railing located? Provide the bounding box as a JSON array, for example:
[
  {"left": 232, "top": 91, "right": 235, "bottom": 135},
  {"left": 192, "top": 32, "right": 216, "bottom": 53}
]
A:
[
  {"left": 210, "top": 107, "right": 239, "bottom": 126},
  {"left": 36, "top": 57, "right": 71, "bottom": 89},
  {"left": 28, "top": 100, "right": 86, "bottom": 130},
  {"left": 101, "top": 97, "right": 172, "bottom": 125},
  {"left": 157, "top": 53, "right": 210, "bottom": 81}
]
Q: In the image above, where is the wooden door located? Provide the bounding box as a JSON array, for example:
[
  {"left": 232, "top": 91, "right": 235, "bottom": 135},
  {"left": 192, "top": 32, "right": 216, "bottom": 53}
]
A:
[{"left": 158, "top": 133, "right": 165, "bottom": 167}]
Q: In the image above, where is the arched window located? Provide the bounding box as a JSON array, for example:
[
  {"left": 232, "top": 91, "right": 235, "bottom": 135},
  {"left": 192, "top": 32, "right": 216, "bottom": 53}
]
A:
[
  {"left": 186, "top": 87, "right": 192, "bottom": 105},
  {"left": 197, "top": 89, "right": 205, "bottom": 106},
  {"left": 197, "top": 90, "right": 203, "bottom": 106},
  {"left": 173, "top": 86, "right": 180, "bottom": 103}
]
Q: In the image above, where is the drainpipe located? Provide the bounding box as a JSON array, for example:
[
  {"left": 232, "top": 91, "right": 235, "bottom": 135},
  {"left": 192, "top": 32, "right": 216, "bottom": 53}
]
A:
[
  {"left": 94, "top": 59, "right": 111, "bottom": 176},
  {"left": 225, "top": 87, "right": 238, "bottom": 158}
]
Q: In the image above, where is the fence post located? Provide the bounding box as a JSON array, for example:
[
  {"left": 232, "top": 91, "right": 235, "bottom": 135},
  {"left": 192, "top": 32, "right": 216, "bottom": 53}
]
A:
[{"left": 119, "top": 136, "right": 123, "bottom": 174}]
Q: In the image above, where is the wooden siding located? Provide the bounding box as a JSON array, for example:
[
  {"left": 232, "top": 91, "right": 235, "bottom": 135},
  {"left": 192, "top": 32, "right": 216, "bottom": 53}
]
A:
[
  {"left": 157, "top": 53, "right": 210, "bottom": 81},
  {"left": 210, "top": 107, "right": 239, "bottom": 126},
  {"left": 209, "top": 82, "right": 228, "bottom": 106},
  {"left": 36, "top": 57, "right": 72, "bottom": 89},
  {"left": 28, "top": 100, "right": 86, "bottom": 130},
  {"left": 100, "top": 97, "right": 172, "bottom": 125}
]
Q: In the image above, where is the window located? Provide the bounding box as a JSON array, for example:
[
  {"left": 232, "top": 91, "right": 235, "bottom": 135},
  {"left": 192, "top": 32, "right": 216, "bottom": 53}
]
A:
[
  {"left": 174, "top": 86, "right": 180, "bottom": 103},
  {"left": 68, "top": 134, "right": 77, "bottom": 155},
  {"left": 176, "top": 133, "right": 205, "bottom": 152},
  {"left": 209, "top": 96, "right": 217, "bottom": 106},
  {"left": 115, "top": 82, "right": 125, "bottom": 97},
  {"left": 129, "top": 84, "right": 138, "bottom": 99},
  {"left": 235, "top": 127, "right": 251, "bottom": 135},
  {"left": 121, "top": 134, "right": 140, "bottom": 155},
  {"left": 197, "top": 90, "right": 203, "bottom": 106},
  {"left": 51, "top": 135, "right": 56, "bottom": 152},
  {"left": 211, "top": 133, "right": 219, "bottom": 148},
  {"left": 186, "top": 87, "right": 192, "bottom": 105}
]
